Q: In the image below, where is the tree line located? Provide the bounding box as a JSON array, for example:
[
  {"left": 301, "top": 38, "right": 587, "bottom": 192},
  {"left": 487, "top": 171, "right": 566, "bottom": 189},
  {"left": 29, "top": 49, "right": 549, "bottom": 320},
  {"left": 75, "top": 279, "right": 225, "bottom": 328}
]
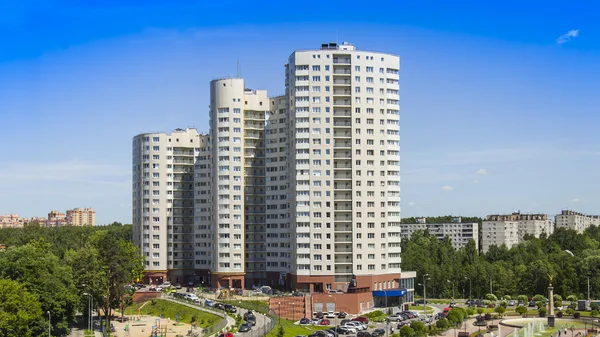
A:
[
  {"left": 0, "top": 223, "right": 143, "bottom": 337},
  {"left": 401, "top": 217, "right": 600, "bottom": 300}
]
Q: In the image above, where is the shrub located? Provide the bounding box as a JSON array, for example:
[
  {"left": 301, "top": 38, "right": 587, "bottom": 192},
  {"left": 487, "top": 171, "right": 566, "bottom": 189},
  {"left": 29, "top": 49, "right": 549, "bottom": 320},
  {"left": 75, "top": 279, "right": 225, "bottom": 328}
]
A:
[
  {"left": 400, "top": 325, "right": 415, "bottom": 337},
  {"left": 504, "top": 295, "right": 512, "bottom": 300},
  {"left": 591, "top": 302, "right": 599, "bottom": 311},
  {"left": 535, "top": 301, "right": 544, "bottom": 309},
  {"left": 484, "top": 313, "right": 491, "bottom": 321},
  {"left": 466, "top": 308, "right": 474, "bottom": 316},
  {"left": 436, "top": 318, "right": 449, "bottom": 330},
  {"left": 556, "top": 311, "right": 563, "bottom": 318},
  {"left": 566, "top": 308, "right": 575, "bottom": 316},
  {"left": 516, "top": 305, "right": 527, "bottom": 316},
  {"left": 495, "top": 305, "right": 506, "bottom": 317},
  {"left": 477, "top": 308, "right": 484, "bottom": 315},
  {"left": 533, "top": 295, "right": 546, "bottom": 302},
  {"left": 486, "top": 294, "right": 498, "bottom": 301},
  {"left": 538, "top": 307, "right": 547, "bottom": 317},
  {"left": 518, "top": 295, "right": 528, "bottom": 302},
  {"left": 591, "top": 309, "right": 599, "bottom": 318},
  {"left": 574, "top": 312, "right": 581, "bottom": 319},
  {"left": 567, "top": 295, "right": 578, "bottom": 302}
]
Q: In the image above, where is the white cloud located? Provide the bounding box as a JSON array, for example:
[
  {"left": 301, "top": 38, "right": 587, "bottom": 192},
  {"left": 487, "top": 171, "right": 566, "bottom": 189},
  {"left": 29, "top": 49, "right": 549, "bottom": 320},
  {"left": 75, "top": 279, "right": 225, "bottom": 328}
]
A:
[
  {"left": 475, "top": 169, "right": 488, "bottom": 175},
  {"left": 442, "top": 185, "right": 453, "bottom": 192},
  {"left": 0, "top": 159, "right": 128, "bottom": 186},
  {"left": 473, "top": 180, "right": 480, "bottom": 184},
  {"left": 570, "top": 198, "right": 582, "bottom": 203},
  {"left": 408, "top": 202, "right": 416, "bottom": 206},
  {"left": 557, "top": 30, "right": 579, "bottom": 44}
]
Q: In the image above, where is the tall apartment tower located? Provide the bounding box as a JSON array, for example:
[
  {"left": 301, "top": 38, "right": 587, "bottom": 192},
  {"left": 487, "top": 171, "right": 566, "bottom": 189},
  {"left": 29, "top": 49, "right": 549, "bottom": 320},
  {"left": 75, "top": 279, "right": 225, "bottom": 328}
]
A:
[
  {"left": 132, "top": 128, "right": 201, "bottom": 284},
  {"left": 204, "top": 78, "right": 273, "bottom": 289},
  {"left": 286, "top": 42, "right": 402, "bottom": 293}
]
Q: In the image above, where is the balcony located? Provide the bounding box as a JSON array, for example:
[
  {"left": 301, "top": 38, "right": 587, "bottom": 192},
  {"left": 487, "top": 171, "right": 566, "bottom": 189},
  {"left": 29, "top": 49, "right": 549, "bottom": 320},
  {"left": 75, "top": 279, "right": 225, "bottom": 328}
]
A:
[
  {"left": 333, "top": 79, "right": 351, "bottom": 86},
  {"left": 334, "top": 234, "right": 353, "bottom": 243},
  {"left": 333, "top": 110, "right": 351, "bottom": 117},
  {"left": 333, "top": 183, "right": 352, "bottom": 190},
  {"left": 333, "top": 131, "right": 352, "bottom": 138},
  {"left": 334, "top": 246, "right": 353, "bottom": 253},
  {"left": 334, "top": 224, "right": 352, "bottom": 232},
  {"left": 333, "top": 173, "right": 352, "bottom": 180},
  {"left": 333, "top": 58, "right": 351, "bottom": 64},
  {"left": 334, "top": 216, "right": 352, "bottom": 222},
  {"left": 333, "top": 89, "right": 352, "bottom": 96},
  {"left": 334, "top": 192, "right": 352, "bottom": 201},
  {"left": 333, "top": 100, "right": 351, "bottom": 107},
  {"left": 333, "top": 68, "right": 351, "bottom": 75},
  {"left": 334, "top": 266, "right": 353, "bottom": 274}
]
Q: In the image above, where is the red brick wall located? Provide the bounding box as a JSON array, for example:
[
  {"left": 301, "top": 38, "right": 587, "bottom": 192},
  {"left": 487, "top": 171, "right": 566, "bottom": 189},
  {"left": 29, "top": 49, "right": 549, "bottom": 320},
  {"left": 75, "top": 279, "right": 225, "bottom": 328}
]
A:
[{"left": 133, "top": 291, "right": 162, "bottom": 303}]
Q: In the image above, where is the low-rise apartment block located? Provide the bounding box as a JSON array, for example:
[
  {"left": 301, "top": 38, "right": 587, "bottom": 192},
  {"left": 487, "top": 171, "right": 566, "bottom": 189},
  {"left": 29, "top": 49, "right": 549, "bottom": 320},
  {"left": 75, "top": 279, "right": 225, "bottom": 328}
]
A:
[
  {"left": 555, "top": 210, "right": 600, "bottom": 234},
  {"left": 400, "top": 216, "right": 479, "bottom": 250},
  {"left": 482, "top": 212, "right": 554, "bottom": 252},
  {"left": 66, "top": 208, "right": 96, "bottom": 226}
]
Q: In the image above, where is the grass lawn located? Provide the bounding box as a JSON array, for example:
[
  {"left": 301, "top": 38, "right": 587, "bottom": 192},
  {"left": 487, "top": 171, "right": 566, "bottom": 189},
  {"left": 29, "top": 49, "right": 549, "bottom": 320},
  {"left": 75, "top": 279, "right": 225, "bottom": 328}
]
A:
[
  {"left": 265, "top": 319, "right": 330, "bottom": 337},
  {"left": 124, "top": 299, "right": 221, "bottom": 328},
  {"left": 84, "top": 329, "right": 94, "bottom": 337},
  {"left": 221, "top": 300, "right": 270, "bottom": 314}
]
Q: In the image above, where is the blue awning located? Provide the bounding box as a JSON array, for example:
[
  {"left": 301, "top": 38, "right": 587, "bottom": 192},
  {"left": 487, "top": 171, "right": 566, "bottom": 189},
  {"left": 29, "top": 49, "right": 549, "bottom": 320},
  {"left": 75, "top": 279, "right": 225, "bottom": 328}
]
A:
[{"left": 372, "top": 288, "right": 407, "bottom": 297}]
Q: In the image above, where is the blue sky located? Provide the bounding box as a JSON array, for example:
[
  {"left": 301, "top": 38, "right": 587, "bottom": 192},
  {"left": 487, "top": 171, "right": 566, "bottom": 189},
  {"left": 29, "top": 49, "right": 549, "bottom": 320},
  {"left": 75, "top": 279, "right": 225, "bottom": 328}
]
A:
[{"left": 1, "top": 1, "right": 599, "bottom": 225}]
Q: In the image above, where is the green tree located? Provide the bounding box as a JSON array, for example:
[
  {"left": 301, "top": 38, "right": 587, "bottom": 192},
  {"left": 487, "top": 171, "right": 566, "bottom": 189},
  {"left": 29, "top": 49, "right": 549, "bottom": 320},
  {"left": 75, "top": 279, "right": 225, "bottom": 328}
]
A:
[
  {"left": 477, "top": 308, "right": 484, "bottom": 316},
  {"left": 518, "top": 295, "right": 528, "bottom": 303},
  {"left": 0, "top": 241, "right": 79, "bottom": 336},
  {"left": 494, "top": 305, "right": 506, "bottom": 317},
  {"left": 411, "top": 321, "right": 427, "bottom": 337},
  {"left": 516, "top": 306, "right": 527, "bottom": 316},
  {"left": 400, "top": 325, "right": 415, "bottom": 337},
  {"left": 91, "top": 230, "right": 144, "bottom": 331},
  {"left": 276, "top": 325, "right": 284, "bottom": 337},
  {"left": 566, "top": 295, "right": 578, "bottom": 302},
  {"left": 436, "top": 318, "right": 449, "bottom": 330},
  {"left": 0, "top": 279, "right": 43, "bottom": 337},
  {"left": 591, "top": 310, "right": 599, "bottom": 318}
]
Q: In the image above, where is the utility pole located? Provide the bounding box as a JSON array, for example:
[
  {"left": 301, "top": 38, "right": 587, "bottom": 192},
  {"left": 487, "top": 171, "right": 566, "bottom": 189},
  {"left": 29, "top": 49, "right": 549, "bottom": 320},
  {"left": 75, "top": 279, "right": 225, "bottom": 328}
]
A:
[
  {"left": 490, "top": 278, "right": 493, "bottom": 295},
  {"left": 588, "top": 278, "right": 591, "bottom": 302},
  {"left": 423, "top": 274, "right": 429, "bottom": 316}
]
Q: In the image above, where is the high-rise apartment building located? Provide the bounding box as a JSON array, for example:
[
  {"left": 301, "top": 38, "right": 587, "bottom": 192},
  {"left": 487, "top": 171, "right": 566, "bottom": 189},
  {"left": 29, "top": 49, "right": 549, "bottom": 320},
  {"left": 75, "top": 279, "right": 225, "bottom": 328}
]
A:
[
  {"left": 66, "top": 208, "right": 96, "bottom": 226},
  {"left": 555, "top": 210, "right": 600, "bottom": 234},
  {"left": 132, "top": 128, "right": 201, "bottom": 284},
  {"left": 400, "top": 217, "right": 479, "bottom": 250},
  {"left": 132, "top": 43, "right": 414, "bottom": 311},
  {"left": 285, "top": 42, "right": 403, "bottom": 295},
  {"left": 481, "top": 212, "right": 554, "bottom": 252}
]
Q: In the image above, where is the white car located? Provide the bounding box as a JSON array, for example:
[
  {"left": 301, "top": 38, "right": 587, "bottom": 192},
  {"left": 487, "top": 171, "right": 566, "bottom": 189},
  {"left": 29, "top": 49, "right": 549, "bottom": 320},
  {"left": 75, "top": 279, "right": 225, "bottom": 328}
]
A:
[
  {"left": 342, "top": 326, "right": 357, "bottom": 334},
  {"left": 311, "top": 318, "right": 321, "bottom": 325},
  {"left": 162, "top": 282, "right": 172, "bottom": 288},
  {"left": 326, "top": 312, "right": 337, "bottom": 318},
  {"left": 344, "top": 322, "right": 365, "bottom": 331},
  {"left": 387, "top": 314, "right": 403, "bottom": 322}
]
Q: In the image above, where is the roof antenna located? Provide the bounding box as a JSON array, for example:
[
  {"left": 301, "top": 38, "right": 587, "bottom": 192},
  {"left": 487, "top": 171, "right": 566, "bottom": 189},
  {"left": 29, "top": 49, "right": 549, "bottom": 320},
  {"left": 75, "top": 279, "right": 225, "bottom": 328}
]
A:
[{"left": 237, "top": 59, "right": 241, "bottom": 78}]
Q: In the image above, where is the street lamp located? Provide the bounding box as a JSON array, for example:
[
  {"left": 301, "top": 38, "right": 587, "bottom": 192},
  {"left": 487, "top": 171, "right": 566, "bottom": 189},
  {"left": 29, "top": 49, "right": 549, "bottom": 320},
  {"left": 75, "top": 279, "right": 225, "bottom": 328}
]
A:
[
  {"left": 423, "top": 274, "right": 429, "bottom": 316},
  {"left": 84, "top": 293, "right": 93, "bottom": 332},
  {"left": 292, "top": 303, "right": 295, "bottom": 322},
  {"left": 278, "top": 302, "right": 281, "bottom": 325},
  {"left": 447, "top": 280, "right": 455, "bottom": 300},
  {"left": 465, "top": 277, "right": 472, "bottom": 304},
  {"left": 47, "top": 311, "right": 51, "bottom": 337}
]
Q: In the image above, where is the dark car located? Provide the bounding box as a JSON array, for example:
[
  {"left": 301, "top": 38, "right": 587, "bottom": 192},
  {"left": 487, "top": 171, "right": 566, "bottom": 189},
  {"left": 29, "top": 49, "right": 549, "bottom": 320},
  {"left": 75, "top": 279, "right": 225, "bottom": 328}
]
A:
[
  {"left": 245, "top": 316, "right": 257, "bottom": 326},
  {"left": 336, "top": 327, "right": 351, "bottom": 335},
  {"left": 315, "top": 312, "right": 324, "bottom": 319},
  {"left": 300, "top": 317, "right": 311, "bottom": 325},
  {"left": 224, "top": 304, "right": 237, "bottom": 313},
  {"left": 244, "top": 311, "right": 255, "bottom": 320},
  {"left": 340, "top": 319, "right": 351, "bottom": 326},
  {"left": 357, "top": 332, "right": 372, "bottom": 337},
  {"left": 528, "top": 301, "right": 536, "bottom": 307},
  {"left": 449, "top": 302, "right": 456, "bottom": 308},
  {"left": 414, "top": 299, "right": 428, "bottom": 305},
  {"left": 215, "top": 303, "right": 225, "bottom": 310},
  {"left": 397, "top": 321, "right": 409, "bottom": 329},
  {"left": 239, "top": 323, "right": 252, "bottom": 332},
  {"left": 337, "top": 312, "right": 347, "bottom": 318},
  {"left": 372, "top": 329, "right": 386, "bottom": 337}
]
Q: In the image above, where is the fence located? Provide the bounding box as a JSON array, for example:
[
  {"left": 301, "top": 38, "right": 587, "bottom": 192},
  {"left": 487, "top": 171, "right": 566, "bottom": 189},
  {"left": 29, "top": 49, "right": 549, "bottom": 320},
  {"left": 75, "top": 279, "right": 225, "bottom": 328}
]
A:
[
  {"left": 162, "top": 295, "right": 228, "bottom": 336},
  {"left": 163, "top": 294, "right": 277, "bottom": 337}
]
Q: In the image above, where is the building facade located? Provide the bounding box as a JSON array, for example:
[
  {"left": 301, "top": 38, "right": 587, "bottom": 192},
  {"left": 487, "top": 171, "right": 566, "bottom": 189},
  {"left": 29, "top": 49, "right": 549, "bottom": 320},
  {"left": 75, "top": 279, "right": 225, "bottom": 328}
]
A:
[
  {"left": 132, "top": 43, "right": 414, "bottom": 311},
  {"left": 555, "top": 210, "right": 600, "bottom": 234},
  {"left": 481, "top": 212, "right": 554, "bottom": 252},
  {"left": 65, "top": 208, "right": 96, "bottom": 226},
  {"left": 400, "top": 216, "right": 479, "bottom": 250},
  {"left": 132, "top": 128, "right": 201, "bottom": 285}
]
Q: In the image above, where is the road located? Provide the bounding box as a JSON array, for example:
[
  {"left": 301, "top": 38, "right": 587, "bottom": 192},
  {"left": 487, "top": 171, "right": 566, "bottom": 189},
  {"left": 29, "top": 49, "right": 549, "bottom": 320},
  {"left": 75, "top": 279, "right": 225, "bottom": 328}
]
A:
[{"left": 168, "top": 287, "right": 273, "bottom": 335}]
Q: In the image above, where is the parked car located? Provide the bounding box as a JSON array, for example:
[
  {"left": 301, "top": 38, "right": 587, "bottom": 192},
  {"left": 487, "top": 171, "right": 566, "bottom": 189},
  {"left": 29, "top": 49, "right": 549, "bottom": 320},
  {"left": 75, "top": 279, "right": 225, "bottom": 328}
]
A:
[
  {"left": 320, "top": 319, "right": 331, "bottom": 326},
  {"left": 311, "top": 318, "right": 321, "bottom": 325},
  {"left": 357, "top": 332, "right": 372, "bottom": 337},
  {"left": 449, "top": 302, "right": 456, "bottom": 308},
  {"left": 508, "top": 300, "right": 516, "bottom": 306},
  {"left": 214, "top": 303, "right": 225, "bottom": 310},
  {"left": 397, "top": 321, "right": 410, "bottom": 329},
  {"left": 245, "top": 316, "right": 256, "bottom": 326},
  {"left": 224, "top": 304, "right": 237, "bottom": 313},
  {"left": 205, "top": 299, "right": 215, "bottom": 307},
  {"left": 162, "top": 282, "right": 172, "bottom": 288},
  {"left": 342, "top": 326, "right": 357, "bottom": 334},
  {"left": 414, "top": 299, "right": 427, "bottom": 305},
  {"left": 326, "top": 312, "right": 336, "bottom": 318},
  {"left": 243, "top": 311, "right": 255, "bottom": 320},
  {"left": 386, "top": 314, "right": 403, "bottom": 322},
  {"left": 337, "top": 312, "right": 347, "bottom": 318},
  {"left": 372, "top": 329, "right": 386, "bottom": 337},
  {"left": 174, "top": 283, "right": 182, "bottom": 289},
  {"left": 299, "top": 318, "right": 311, "bottom": 325},
  {"left": 352, "top": 316, "right": 369, "bottom": 323},
  {"left": 528, "top": 301, "right": 536, "bottom": 307},
  {"left": 218, "top": 333, "right": 233, "bottom": 337},
  {"left": 315, "top": 312, "right": 324, "bottom": 319},
  {"left": 335, "top": 327, "right": 351, "bottom": 335},
  {"left": 239, "top": 323, "right": 252, "bottom": 332}
]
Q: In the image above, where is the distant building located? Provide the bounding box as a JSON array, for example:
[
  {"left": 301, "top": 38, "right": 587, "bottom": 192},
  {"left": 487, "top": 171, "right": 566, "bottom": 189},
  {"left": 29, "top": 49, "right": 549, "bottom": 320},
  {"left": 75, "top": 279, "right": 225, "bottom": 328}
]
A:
[
  {"left": 66, "top": 208, "right": 96, "bottom": 226},
  {"left": 482, "top": 212, "right": 554, "bottom": 252},
  {"left": 400, "top": 216, "right": 479, "bottom": 250},
  {"left": 47, "top": 210, "right": 67, "bottom": 227},
  {"left": 555, "top": 210, "right": 600, "bottom": 234}
]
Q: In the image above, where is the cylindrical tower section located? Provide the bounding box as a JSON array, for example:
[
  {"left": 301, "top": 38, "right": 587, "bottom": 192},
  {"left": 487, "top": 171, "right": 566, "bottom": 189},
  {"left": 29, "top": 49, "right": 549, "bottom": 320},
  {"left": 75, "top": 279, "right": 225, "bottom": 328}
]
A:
[{"left": 209, "top": 78, "right": 246, "bottom": 289}]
